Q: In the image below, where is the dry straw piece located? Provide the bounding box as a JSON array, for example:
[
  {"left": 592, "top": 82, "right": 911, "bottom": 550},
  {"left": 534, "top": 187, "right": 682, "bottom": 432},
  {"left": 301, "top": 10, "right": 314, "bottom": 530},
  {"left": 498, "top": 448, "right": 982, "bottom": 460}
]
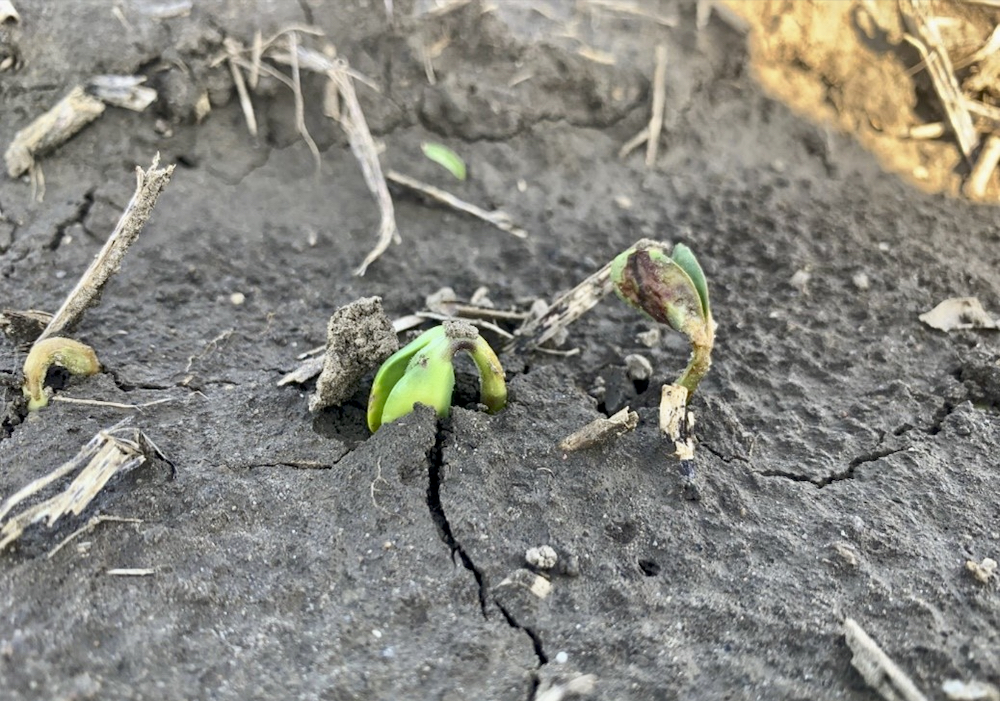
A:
[
  {"left": 559, "top": 407, "right": 639, "bottom": 452},
  {"left": 844, "top": 617, "right": 929, "bottom": 701},
  {"left": 37, "top": 154, "right": 174, "bottom": 342},
  {"left": 0, "top": 422, "right": 169, "bottom": 551},
  {"left": 4, "top": 86, "right": 105, "bottom": 179}
]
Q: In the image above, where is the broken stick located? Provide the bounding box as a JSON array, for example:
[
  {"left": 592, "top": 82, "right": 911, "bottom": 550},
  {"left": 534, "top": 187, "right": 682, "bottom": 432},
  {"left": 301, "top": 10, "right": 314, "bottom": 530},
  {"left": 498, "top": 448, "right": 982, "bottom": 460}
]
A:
[
  {"left": 0, "top": 421, "right": 168, "bottom": 551},
  {"left": 271, "top": 44, "right": 398, "bottom": 275},
  {"left": 660, "top": 383, "right": 699, "bottom": 500},
  {"left": 964, "top": 134, "right": 1000, "bottom": 199},
  {"left": 508, "top": 259, "right": 615, "bottom": 352},
  {"left": 36, "top": 154, "right": 174, "bottom": 342},
  {"left": 386, "top": 169, "right": 528, "bottom": 239},
  {"left": 646, "top": 44, "right": 668, "bottom": 168},
  {"left": 844, "top": 618, "right": 930, "bottom": 701},
  {"left": 559, "top": 407, "right": 638, "bottom": 452},
  {"left": 4, "top": 86, "right": 106, "bottom": 179}
]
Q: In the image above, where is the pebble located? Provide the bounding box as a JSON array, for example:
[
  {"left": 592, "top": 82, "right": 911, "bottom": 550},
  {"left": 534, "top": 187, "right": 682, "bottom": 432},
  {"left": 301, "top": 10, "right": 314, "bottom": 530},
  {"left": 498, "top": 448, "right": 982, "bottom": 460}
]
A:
[
  {"left": 526, "top": 545, "right": 558, "bottom": 570},
  {"left": 789, "top": 268, "right": 810, "bottom": 292},
  {"left": 624, "top": 354, "right": 652, "bottom": 382},
  {"left": 636, "top": 328, "right": 660, "bottom": 347}
]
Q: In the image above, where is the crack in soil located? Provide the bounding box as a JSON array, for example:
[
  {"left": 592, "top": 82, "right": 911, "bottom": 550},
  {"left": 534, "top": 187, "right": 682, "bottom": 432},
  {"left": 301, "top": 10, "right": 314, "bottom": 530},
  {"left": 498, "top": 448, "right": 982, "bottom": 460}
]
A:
[
  {"left": 47, "top": 188, "right": 95, "bottom": 251},
  {"left": 701, "top": 442, "right": 751, "bottom": 464},
  {"left": 424, "top": 419, "right": 549, "bottom": 677},
  {"left": 425, "top": 420, "right": 489, "bottom": 615},
  {"left": 759, "top": 443, "right": 907, "bottom": 487}
]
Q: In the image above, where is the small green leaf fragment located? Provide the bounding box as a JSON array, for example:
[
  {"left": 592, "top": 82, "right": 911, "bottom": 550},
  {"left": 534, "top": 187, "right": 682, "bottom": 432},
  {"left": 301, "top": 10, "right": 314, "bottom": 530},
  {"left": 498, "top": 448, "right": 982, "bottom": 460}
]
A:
[{"left": 421, "top": 142, "right": 467, "bottom": 181}]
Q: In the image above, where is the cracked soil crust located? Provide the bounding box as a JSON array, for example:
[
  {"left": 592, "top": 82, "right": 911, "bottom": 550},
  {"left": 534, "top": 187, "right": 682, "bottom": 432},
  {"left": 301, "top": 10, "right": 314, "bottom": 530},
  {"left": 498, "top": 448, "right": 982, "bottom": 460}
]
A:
[{"left": 1, "top": 1, "right": 999, "bottom": 699}]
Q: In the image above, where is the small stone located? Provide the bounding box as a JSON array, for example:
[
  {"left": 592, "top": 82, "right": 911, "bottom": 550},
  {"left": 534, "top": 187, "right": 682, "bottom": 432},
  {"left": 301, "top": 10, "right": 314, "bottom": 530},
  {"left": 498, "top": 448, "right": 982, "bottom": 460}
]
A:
[
  {"left": 555, "top": 651, "right": 569, "bottom": 664},
  {"left": 498, "top": 568, "right": 552, "bottom": 599},
  {"left": 624, "top": 354, "right": 652, "bottom": 382},
  {"left": 230, "top": 292, "right": 245, "bottom": 306},
  {"left": 789, "top": 268, "right": 810, "bottom": 292},
  {"left": 526, "top": 545, "right": 558, "bottom": 570},
  {"left": 636, "top": 328, "right": 660, "bottom": 347},
  {"left": 966, "top": 557, "right": 997, "bottom": 584},
  {"left": 942, "top": 678, "right": 1000, "bottom": 701},
  {"left": 851, "top": 273, "right": 870, "bottom": 291}
]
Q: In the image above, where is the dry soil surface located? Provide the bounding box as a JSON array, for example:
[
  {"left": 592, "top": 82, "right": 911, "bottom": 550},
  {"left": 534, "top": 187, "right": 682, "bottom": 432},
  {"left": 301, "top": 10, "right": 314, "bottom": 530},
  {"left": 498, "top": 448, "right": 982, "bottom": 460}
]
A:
[{"left": 1, "top": 2, "right": 999, "bottom": 700}]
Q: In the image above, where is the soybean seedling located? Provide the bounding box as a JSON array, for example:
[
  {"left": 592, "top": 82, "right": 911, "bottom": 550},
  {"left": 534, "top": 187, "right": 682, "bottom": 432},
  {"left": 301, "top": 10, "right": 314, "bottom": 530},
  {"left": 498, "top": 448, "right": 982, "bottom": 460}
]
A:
[
  {"left": 610, "top": 241, "right": 715, "bottom": 397},
  {"left": 22, "top": 337, "right": 101, "bottom": 410},
  {"left": 510, "top": 238, "right": 716, "bottom": 499},
  {"left": 367, "top": 321, "right": 507, "bottom": 432}
]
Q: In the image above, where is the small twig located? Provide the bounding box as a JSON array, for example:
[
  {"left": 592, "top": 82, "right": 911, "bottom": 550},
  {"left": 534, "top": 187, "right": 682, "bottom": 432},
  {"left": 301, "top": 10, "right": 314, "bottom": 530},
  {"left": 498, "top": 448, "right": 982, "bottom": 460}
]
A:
[
  {"left": 902, "top": 122, "right": 946, "bottom": 140},
  {"left": 509, "top": 260, "right": 615, "bottom": 352},
  {"left": 226, "top": 39, "right": 259, "bottom": 138},
  {"left": 271, "top": 45, "right": 398, "bottom": 275},
  {"left": 448, "top": 304, "right": 531, "bottom": 322},
  {"left": 900, "top": 0, "right": 979, "bottom": 161},
  {"left": 0, "top": 421, "right": 161, "bottom": 551},
  {"left": 249, "top": 30, "right": 263, "bottom": 89},
  {"left": 646, "top": 44, "right": 668, "bottom": 168},
  {"left": 415, "top": 311, "right": 515, "bottom": 339},
  {"left": 952, "top": 24, "right": 1000, "bottom": 70},
  {"left": 277, "top": 356, "right": 324, "bottom": 387},
  {"left": 185, "top": 328, "right": 234, "bottom": 373},
  {"left": 386, "top": 169, "right": 528, "bottom": 239},
  {"left": 86, "top": 75, "right": 158, "bottom": 112},
  {"left": 421, "top": 41, "right": 437, "bottom": 85},
  {"left": 106, "top": 568, "right": 155, "bottom": 576},
  {"left": 965, "top": 97, "right": 1000, "bottom": 130},
  {"left": 844, "top": 618, "right": 930, "bottom": 701},
  {"left": 586, "top": 0, "right": 678, "bottom": 26},
  {"left": 287, "top": 31, "right": 322, "bottom": 175},
  {"left": 964, "top": 134, "right": 1000, "bottom": 199},
  {"left": 50, "top": 395, "right": 178, "bottom": 411},
  {"left": 619, "top": 126, "right": 649, "bottom": 159},
  {"left": 47, "top": 514, "right": 142, "bottom": 559},
  {"left": 37, "top": 155, "right": 174, "bottom": 342},
  {"left": 559, "top": 407, "right": 638, "bottom": 452}
]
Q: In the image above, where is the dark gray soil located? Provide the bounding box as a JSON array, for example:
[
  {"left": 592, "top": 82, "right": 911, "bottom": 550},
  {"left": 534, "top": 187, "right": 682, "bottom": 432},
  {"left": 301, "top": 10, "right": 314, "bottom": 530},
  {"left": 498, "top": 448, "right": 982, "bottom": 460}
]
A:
[{"left": 2, "top": 2, "right": 999, "bottom": 700}]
